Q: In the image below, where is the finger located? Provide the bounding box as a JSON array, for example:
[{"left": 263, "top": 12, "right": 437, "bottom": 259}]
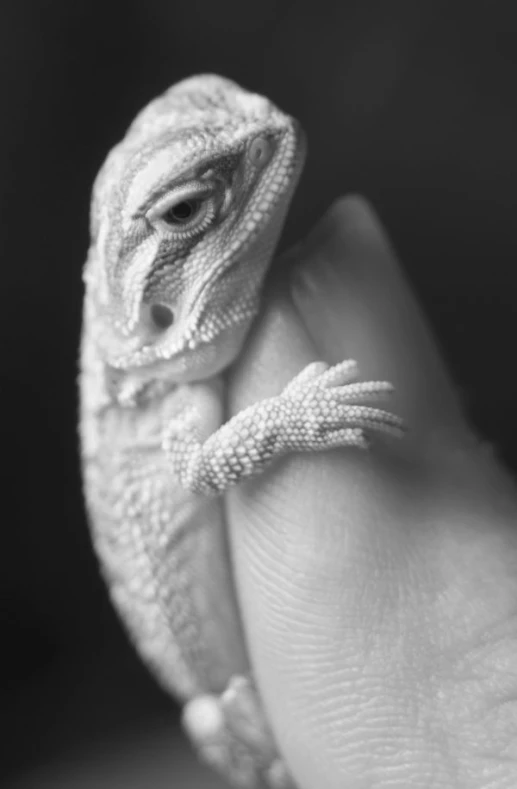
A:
[
  {"left": 226, "top": 197, "right": 517, "bottom": 789},
  {"left": 290, "top": 195, "right": 475, "bottom": 456}
]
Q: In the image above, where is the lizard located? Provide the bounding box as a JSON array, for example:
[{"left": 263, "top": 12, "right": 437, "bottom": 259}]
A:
[{"left": 79, "top": 74, "right": 405, "bottom": 788}]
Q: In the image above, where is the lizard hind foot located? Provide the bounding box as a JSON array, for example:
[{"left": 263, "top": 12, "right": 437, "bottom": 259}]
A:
[{"left": 182, "top": 675, "right": 295, "bottom": 788}]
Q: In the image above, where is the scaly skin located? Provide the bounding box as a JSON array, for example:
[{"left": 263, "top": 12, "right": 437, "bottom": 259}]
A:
[{"left": 79, "top": 74, "right": 404, "bottom": 788}]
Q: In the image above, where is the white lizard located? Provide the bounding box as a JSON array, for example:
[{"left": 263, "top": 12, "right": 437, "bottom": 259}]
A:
[{"left": 79, "top": 74, "right": 404, "bottom": 788}]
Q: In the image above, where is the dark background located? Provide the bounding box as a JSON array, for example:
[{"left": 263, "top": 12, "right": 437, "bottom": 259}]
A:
[{"left": 1, "top": 0, "right": 516, "bottom": 786}]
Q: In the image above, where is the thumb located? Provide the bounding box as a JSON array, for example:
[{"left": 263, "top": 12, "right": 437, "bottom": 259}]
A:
[{"left": 227, "top": 197, "right": 517, "bottom": 788}]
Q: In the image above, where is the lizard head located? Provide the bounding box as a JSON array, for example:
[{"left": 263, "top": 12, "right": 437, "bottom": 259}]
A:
[{"left": 85, "top": 74, "right": 306, "bottom": 383}]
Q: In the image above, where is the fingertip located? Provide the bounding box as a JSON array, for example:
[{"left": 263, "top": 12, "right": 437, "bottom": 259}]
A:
[{"left": 290, "top": 196, "right": 470, "bottom": 450}]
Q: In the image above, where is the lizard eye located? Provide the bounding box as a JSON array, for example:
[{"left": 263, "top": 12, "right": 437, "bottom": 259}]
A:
[
  {"left": 146, "top": 186, "right": 216, "bottom": 238},
  {"left": 163, "top": 199, "right": 201, "bottom": 225}
]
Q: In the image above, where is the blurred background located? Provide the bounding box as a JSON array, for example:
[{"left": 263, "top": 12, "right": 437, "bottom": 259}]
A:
[{"left": 1, "top": 0, "right": 516, "bottom": 785}]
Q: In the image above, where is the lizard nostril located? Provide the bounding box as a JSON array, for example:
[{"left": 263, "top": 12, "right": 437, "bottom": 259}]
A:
[{"left": 150, "top": 303, "right": 174, "bottom": 330}]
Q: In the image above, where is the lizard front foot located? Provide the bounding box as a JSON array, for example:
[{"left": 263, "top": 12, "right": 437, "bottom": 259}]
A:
[
  {"left": 276, "top": 358, "right": 403, "bottom": 450},
  {"left": 164, "top": 359, "right": 404, "bottom": 495},
  {"left": 183, "top": 674, "right": 294, "bottom": 788}
]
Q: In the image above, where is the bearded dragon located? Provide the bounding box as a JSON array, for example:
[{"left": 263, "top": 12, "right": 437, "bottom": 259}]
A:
[{"left": 79, "top": 74, "right": 404, "bottom": 788}]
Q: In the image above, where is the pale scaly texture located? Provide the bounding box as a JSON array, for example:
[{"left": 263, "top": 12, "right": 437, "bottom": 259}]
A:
[{"left": 79, "top": 74, "right": 404, "bottom": 788}]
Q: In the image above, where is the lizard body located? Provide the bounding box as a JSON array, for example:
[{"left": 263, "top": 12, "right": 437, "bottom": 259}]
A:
[{"left": 79, "top": 74, "right": 404, "bottom": 788}]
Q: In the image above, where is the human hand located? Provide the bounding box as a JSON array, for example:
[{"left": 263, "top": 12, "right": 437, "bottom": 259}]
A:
[{"left": 227, "top": 196, "right": 517, "bottom": 789}]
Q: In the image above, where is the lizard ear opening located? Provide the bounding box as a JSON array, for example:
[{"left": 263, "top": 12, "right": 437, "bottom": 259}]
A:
[
  {"left": 247, "top": 135, "right": 273, "bottom": 168},
  {"left": 150, "top": 303, "right": 174, "bottom": 330}
]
